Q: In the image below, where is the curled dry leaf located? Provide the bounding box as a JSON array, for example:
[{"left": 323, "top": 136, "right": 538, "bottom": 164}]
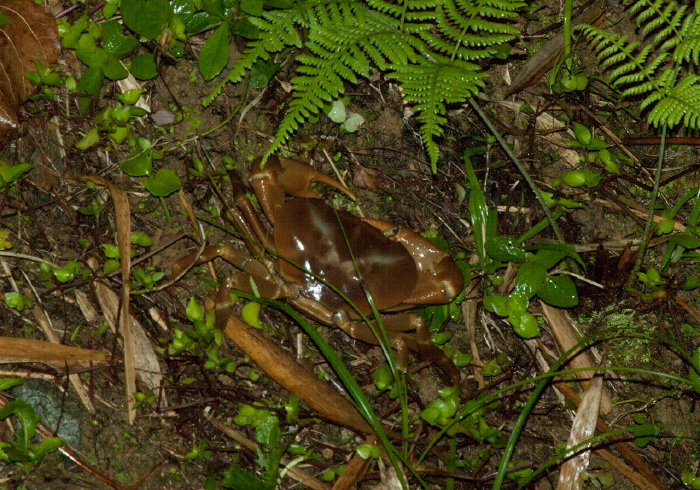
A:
[{"left": 0, "top": 0, "right": 60, "bottom": 141}]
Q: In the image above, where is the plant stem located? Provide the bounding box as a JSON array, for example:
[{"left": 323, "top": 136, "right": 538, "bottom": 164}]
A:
[
  {"left": 469, "top": 98, "right": 566, "bottom": 244},
  {"left": 626, "top": 124, "right": 667, "bottom": 289}
]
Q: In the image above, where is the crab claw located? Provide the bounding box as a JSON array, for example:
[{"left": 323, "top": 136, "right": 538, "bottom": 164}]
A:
[{"left": 249, "top": 156, "right": 356, "bottom": 225}]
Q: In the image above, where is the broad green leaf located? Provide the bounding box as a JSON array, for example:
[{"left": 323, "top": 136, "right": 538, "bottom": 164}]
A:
[
  {"left": 229, "top": 17, "right": 260, "bottom": 39},
  {"left": 144, "top": 169, "right": 182, "bottom": 196},
  {"left": 199, "top": 23, "right": 230, "bottom": 81},
  {"left": 60, "top": 15, "right": 88, "bottom": 49},
  {"left": 0, "top": 162, "right": 32, "bottom": 187},
  {"left": 561, "top": 170, "right": 586, "bottom": 187},
  {"left": 483, "top": 294, "right": 508, "bottom": 317},
  {"left": 241, "top": 0, "right": 263, "bottom": 16},
  {"left": 121, "top": 149, "right": 153, "bottom": 176},
  {"left": 249, "top": 60, "right": 279, "bottom": 89},
  {"left": 505, "top": 293, "right": 528, "bottom": 316},
  {"left": 572, "top": 122, "right": 591, "bottom": 145},
  {"left": 668, "top": 233, "right": 700, "bottom": 249},
  {"left": 172, "top": 0, "right": 196, "bottom": 17},
  {"left": 485, "top": 236, "right": 525, "bottom": 262},
  {"left": 537, "top": 274, "right": 578, "bottom": 308},
  {"left": 103, "top": 55, "right": 128, "bottom": 80},
  {"left": 130, "top": 54, "right": 158, "bottom": 80},
  {"left": 76, "top": 66, "right": 105, "bottom": 114},
  {"left": 101, "top": 20, "right": 140, "bottom": 58},
  {"left": 529, "top": 243, "right": 584, "bottom": 268},
  {"left": 0, "top": 378, "right": 22, "bottom": 391},
  {"left": 514, "top": 262, "right": 547, "bottom": 299},
  {"left": 186, "top": 11, "right": 219, "bottom": 34},
  {"left": 121, "top": 0, "right": 170, "bottom": 40},
  {"left": 511, "top": 311, "right": 539, "bottom": 338}
]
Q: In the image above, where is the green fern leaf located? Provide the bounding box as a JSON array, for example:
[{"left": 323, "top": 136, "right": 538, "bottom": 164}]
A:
[
  {"left": 209, "top": 0, "right": 524, "bottom": 169},
  {"left": 674, "top": 15, "right": 700, "bottom": 64},
  {"left": 390, "top": 58, "right": 485, "bottom": 171},
  {"left": 646, "top": 74, "right": 700, "bottom": 128}
]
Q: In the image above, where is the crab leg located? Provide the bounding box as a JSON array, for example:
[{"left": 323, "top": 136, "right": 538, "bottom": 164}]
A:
[
  {"left": 173, "top": 245, "right": 285, "bottom": 299},
  {"left": 249, "top": 156, "right": 356, "bottom": 227}
]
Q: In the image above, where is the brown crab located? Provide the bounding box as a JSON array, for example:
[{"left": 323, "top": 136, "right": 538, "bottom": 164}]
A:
[{"left": 175, "top": 156, "right": 464, "bottom": 382}]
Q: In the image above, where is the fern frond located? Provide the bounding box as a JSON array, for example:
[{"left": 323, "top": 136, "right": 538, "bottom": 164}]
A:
[
  {"left": 582, "top": 0, "right": 700, "bottom": 130},
  {"left": 211, "top": 0, "right": 524, "bottom": 168},
  {"left": 389, "top": 58, "right": 486, "bottom": 171},
  {"left": 202, "top": 6, "right": 306, "bottom": 107},
  {"left": 420, "top": 0, "right": 523, "bottom": 61},
  {"left": 674, "top": 14, "right": 700, "bottom": 64},
  {"left": 646, "top": 74, "right": 700, "bottom": 128}
]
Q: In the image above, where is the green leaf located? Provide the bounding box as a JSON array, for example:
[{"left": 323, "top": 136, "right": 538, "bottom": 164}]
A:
[
  {"left": 0, "top": 378, "right": 22, "bottom": 391},
  {"left": 514, "top": 262, "right": 547, "bottom": 299},
  {"left": 483, "top": 294, "right": 508, "bottom": 317},
  {"left": 561, "top": 170, "right": 586, "bottom": 187},
  {"left": 101, "top": 20, "right": 140, "bottom": 58},
  {"left": 0, "top": 399, "right": 40, "bottom": 453},
  {"left": 76, "top": 66, "right": 105, "bottom": 114},
  {"left": 537, "top": 274, "right": 578, "bottom": 308},
  {"left": 144, "top": 169, "right": 182, "bottom": 196},
  {"left": 572, "top": 122, "right": 592, "bottom": 145},
  {"left": 103, "top": 55, "right": 128, "bottom": 80},
  {"left": 121, "top": 0, "right": 171, "bottom": 40},
  {"left": 229, "top": 17, "right": 260, "bottom": 39},
  {"left": 485, "top": 236, "right": 526, "bottom": 262},
  {"left": 505, "top": 293, "right": 528, "bottom": 316},
  {"left": 633, "top": 423, "right": 658, "bottom": 448},
  {"left": 130, "top": 54, "right": 158, "bottom": 80},
  {"left": 186, "top": 11, "right": 220, "bottom": 35},
  {"left": 241, "top": 0, "right": 263, "bottom": 16},
  {"left": 249, "top": 59, "right": 280, "bottom": 88},
  {"left": 0, "top": 162, "right": 32, "bottom": 188},
  {"left": 511, "top": 311, "right": 539, "bottom": 338},
  {"left": 529, "top": 243, "right": 584, "bottom": 268},
  {"left": 199, "top": 23, "right": 230, "bottom": 81},
  {"left": 668, "top": 233, "right": 700, "bottom": 249},
  {"left": 689, "top": 347, "right": 700, "bottom": 394},
  {"left": 121, "top": 149, "right": 153, "bottom": 176},
  {"left": 131, "top": 231, "right": 153, "bottom": 247}
]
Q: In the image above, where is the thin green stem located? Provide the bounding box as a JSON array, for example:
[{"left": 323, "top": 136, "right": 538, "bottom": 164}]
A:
[
  {"left": 469, "top": 98, "right": 566, "bottom": 244},
  {"left": 563, "top": 0, "right": 573, "bottom": 72},
  {"left": 625, "top": 124, "right": 667, "bottom": 289}
]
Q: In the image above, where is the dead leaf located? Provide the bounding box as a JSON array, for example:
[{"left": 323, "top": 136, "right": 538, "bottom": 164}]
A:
[
  {"left": 353, "top": 163, "right": 380, "bottom": 191},
  {"left": 219, "top": 307, "right": 375, "bottom": 435},
  {"left": 0, "top": 0, "right": 60, "bottom": 140},
  {"left": 557, "top": 374, "right": 603, "bottom": 490},
  {"left": 0, "top": 336, "right": 109, "bottom": 370}
]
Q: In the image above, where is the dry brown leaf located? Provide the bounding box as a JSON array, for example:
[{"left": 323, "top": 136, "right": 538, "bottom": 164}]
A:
[
  {"left": 540, "top": 302, "right": 612, "bottom": 414},
  {"left": 557, "top": 375, "right": 603, "bottom": 490},
  {"left": 0, "top": 336, "right": 109, "bottom": 370},
  {"left": 0, "top": 0, "right": 60, "bottom": 140},
  {"left": 219, "top": 309, "right": 375, "bottom": 435},
  {"left": 79, "top": 175, "right": 136, "bottom": 424},
  {"left": 352, "top": 163, "right": 380, "bottom": 191},
  {"left": 88, "top": 258, "right": 163, "bottom": 395}
]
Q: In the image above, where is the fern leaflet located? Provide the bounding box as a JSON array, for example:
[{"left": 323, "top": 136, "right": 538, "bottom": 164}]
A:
[
  {"left": 580, "top": 0, "right": 700, "bottom": 129},
  {"left": 206, "top": 0, "right": 524, "bottom": 169}
]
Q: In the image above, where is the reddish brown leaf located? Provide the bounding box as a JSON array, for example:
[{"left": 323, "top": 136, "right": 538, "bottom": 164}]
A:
[
  {"left": 0, "top": 0, "right": 60, "bottom": 140},
  {"left": 353, "top": 163, "right": 380, "bottom": 191}
]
